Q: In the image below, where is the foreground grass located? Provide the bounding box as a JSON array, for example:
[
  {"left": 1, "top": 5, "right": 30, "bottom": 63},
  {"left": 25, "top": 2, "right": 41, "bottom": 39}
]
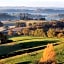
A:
[
  {"left": 0, "top": 49, "right": 43, "bottom": 64},
  {"left": 0, "top": 36, "right": 64, "bottom": 64},
  {"left": 9, "top": 36, "right": 59, "bottom": 41},
  {"left": 0, "top": 42, "right": 64, "bottom": 64},
  {"left": 55, "top": 42, "right": 64, "bottom": 63},
  {"left": 0, "top": 36, "right": 59, "bottom": 55}
]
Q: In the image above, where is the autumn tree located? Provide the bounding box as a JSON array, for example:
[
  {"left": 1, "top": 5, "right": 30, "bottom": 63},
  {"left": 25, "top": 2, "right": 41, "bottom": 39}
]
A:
[
  {"left": 47, "top": 28, "right": 55, "bottom": 38},
  {"left": 22, "top": 28, "right": 30, "bottom": 36},
  {"left": 39, "top": 44, "right": 56, "bottom": 64},
  {"left": 8, "top": 29, "right": 13, "bottom": 36},
  {"left": 57, "top": 33, "right": 64, "bottom": 38},
  {"left": 29, "top": 30, "right": 35, "bottom": 36},
  {"left": 34, "top": 29, "right": 46, "bottom": 37},
  {"left": 16, "top": 30, "right": 21, "bottom": 35}
]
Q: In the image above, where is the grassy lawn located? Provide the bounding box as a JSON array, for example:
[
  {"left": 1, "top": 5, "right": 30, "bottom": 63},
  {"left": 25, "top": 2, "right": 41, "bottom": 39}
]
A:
[
  {"left": 0, "top": 36, "right": 64, "bottom": 64},
  {"left": 0, "top": 49, "right": 43, "bottom": 64},
  {"left": 55, "top": 42, "right": 64, "bottom": 63},
  {"left": 0, "top": 42, "right": 64, "bottom": 64},
  {"left": 0, "top": 36, "right": 59, "bottom": 55},
  {"left": 9, "top": 36, "right": 59, "bottom": 42}
]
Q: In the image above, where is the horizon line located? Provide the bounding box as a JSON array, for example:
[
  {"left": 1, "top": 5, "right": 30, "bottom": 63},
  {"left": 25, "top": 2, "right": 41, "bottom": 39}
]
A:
[{"left": 0, "top": 6, "right": 64, "bottom": 8}]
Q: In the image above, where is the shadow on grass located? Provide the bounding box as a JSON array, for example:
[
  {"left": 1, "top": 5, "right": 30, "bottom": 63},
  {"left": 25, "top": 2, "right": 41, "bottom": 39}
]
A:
[
  {"left": 0, "top": 40, "right": 59, "bottom": 59},
  {"left": 21, "top": 40, "right": 59, "bottom": 48},
  {"left": 17, "top": 61, "right": 31, "bottom": 64},
  {"left": 1, "top": 40, "right": 13, "bottom": 44},
  {"left": 0, "top": 40, "right": 59, "bottom": 56}
]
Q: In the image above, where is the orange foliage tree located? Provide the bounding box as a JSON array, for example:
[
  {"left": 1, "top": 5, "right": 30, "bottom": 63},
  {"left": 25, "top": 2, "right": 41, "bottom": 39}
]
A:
[
  {"left": 8, "top": 29, "right": 13, "bottom": 36},
  {"left": 57, "top": 33, "right": 64, "bottom": 38},
  {"left": 39, "top": 44, "right": 56, "bottom": 64},
  {"left": 22, "top": 28, "right": 30, "bottom": 36}
]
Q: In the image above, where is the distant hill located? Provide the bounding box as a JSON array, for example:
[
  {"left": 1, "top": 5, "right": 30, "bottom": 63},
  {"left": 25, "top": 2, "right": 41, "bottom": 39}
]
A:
[
  {"left": 0, "top": 13, "right": 19, "bottom": 21},
  {"left": 0, "top": 7, "right": 64, "bottom": 13},
  {"left": 0, "top": 7, "right": 64, "bottom": 21}
]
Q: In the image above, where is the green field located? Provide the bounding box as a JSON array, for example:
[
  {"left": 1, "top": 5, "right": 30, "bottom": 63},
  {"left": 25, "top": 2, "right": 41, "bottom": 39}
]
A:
[{"left": 0, "top": 36, "right": 64, "bottom": 64}]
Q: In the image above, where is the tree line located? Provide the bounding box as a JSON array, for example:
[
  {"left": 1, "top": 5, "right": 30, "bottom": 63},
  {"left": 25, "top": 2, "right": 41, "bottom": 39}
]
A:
[
  {"left": 8, "top": 20, "right": 64, "bottom": 38},
  {"left": 8, "top": 28, "right": 64, "bottom": 38}
]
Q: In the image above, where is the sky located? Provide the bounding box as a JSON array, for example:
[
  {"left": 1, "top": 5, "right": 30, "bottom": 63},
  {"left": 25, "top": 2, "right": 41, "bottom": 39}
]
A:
[{"left": 0, "top": 0, "right": 64, "bottom": 7}]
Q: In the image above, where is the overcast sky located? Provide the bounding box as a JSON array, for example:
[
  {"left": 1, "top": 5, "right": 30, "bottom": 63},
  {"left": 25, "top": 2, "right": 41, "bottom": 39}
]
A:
[{"left": 0, "top": 0, "right": 64, "bottom": 7}]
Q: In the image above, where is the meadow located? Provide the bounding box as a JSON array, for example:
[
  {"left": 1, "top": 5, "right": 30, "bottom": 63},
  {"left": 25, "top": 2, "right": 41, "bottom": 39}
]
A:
[{"left": 0, "top": 36, "right": 64, "bottom": 64}]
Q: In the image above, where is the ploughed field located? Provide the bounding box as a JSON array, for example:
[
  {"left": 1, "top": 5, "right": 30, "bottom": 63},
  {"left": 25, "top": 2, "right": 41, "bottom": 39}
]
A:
[{"left": 0, "top": 36, "right": 64, "bottom": 64}]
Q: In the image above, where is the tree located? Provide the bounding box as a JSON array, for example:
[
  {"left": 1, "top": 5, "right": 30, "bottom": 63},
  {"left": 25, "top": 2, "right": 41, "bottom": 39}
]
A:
[
  {"left": 0, "top": 32, "right": 8, "bottom": 43},
  {"left": 29, "top": 30, "right": 35, "bottom": 36},
  {"left": 8, "top": 29, "right": 13, "bottom": 36},
  {"left": 34, "top": 29, "right": 46, "bottom": 37},
  {"left": 39, "top": 17, "right": 46, "bottom": 20},
  {"left": 22, "top": 28, "right": 30, "bottom": 36},
  {"left": 15, "top": 22, "right": 26, "bottom": 27},
  {"left": 28, "top": 23, "right": 32, "bottom": 26},
  {"left": 16, "top": 31, "right": 21, "bottom": 35},
  {"left": 32, "top": 22, "right": 37, "bottom": 28},
  {"left": 16, "top": 30, "right": 23, "bottom": 36},
  {"left": 47, "top": 28, "right": 55, "bottom": 38},
  {"left": 57, "top": 33, "right": 64, "bottom": 38},
  {"left": 15, "top": 22, "right": 21, "bottom": 27},
  {"left": 39, "top": 44, "right": 56, "bottom": 64}
]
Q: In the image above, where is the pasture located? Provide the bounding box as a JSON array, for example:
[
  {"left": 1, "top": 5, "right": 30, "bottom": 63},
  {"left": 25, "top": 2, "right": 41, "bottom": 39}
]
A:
[{"left": 0, "top": 36, "right": 64, "bottom": 64}]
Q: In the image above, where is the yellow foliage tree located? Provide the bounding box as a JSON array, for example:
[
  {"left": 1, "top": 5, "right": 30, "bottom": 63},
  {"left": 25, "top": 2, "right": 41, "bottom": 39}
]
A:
[
  {"left": 47, "top": 28, "right": 55, "bottom": 38},
  {"left": 34, "top": 29, "right": 46, "bottom": 37},
  {"left": 39, "top": 44, "right": 56, "bottom": 64}
]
